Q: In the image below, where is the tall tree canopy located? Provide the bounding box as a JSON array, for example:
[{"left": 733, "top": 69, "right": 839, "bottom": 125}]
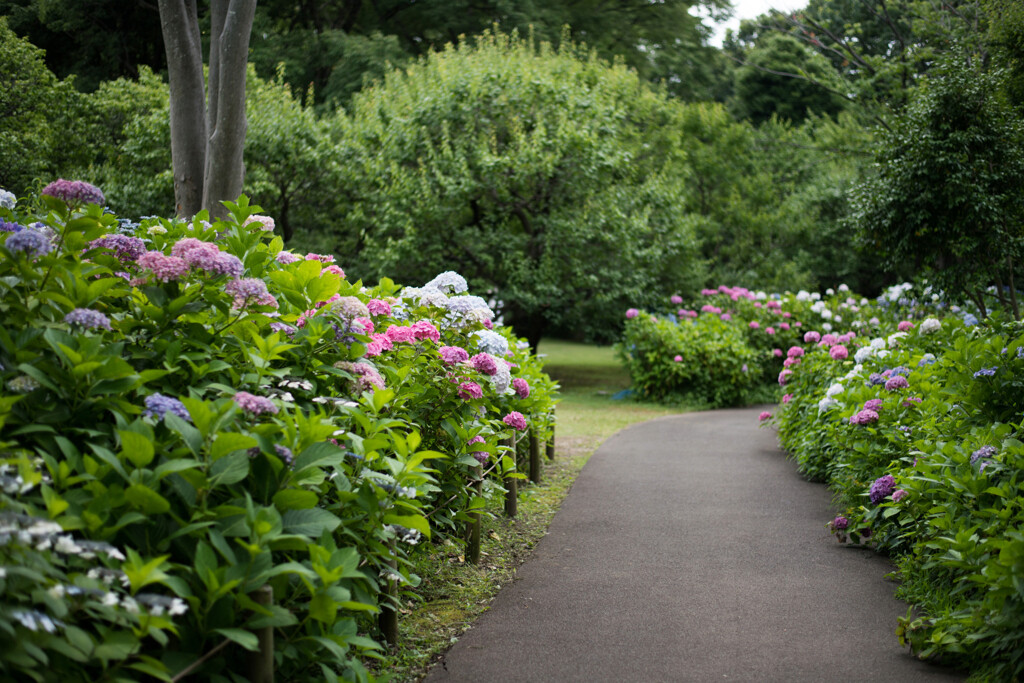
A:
[{"left": 331, "top": 31, "right": 704, "bottom": 347}]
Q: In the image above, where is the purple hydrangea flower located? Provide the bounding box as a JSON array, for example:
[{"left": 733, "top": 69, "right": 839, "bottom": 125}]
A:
[
  {"left": 41, "top": 179, "right": 105, "bottom": 207},
  {"left": 867, "top": 373, "right": 885, "bottom": 386},
  {"left": 333, "top": 361, "right": 386, "bottom": 394},
  {"left": 143, "top": 393, "right": 191, "bottom": 422},
  {"left": 233, "top": 391, "right": 279, "bottom": 415},
  {"left": 5, "top": 229, "right": 51, "bottom": 257},
  {"left": 973, "top": 367, "right": 997, "bottom": 378},
  {"left": 1, "top": 220, "right": 24, "bottom": 233},
  {"left": 137, "top": 251, "right": 189, "bottom": 282},
  {"left": 884, "top": 376, "right": 909, "bottom": 391},
  {"left": 863, "top": 399, "right": 883, "bottom": 412},
  {"left": 468, "top": 435, "right": 488, "bottom": 465},
  {"left": 832, "top": 516, "right": 849, "bottom": 531},
  {"left": 269, "top": 322, "right": 295, "bottom": 336},
  {"left": 64, "top": 308, "right": 112, "bottom": 331},
  {"left": 224, "top": 278, "right": 277, "bottom": 309},
  {"left": 275, "top": 251, "right": 302, "bottom": 264},
  {"left": 869, "top": 474, "right": 896, "bottom": 504},
  {"left": 970, "top": 445, "right": 997, "bottom": 464},
  {"left": 892, "top": 489, "right": 909, "bottom": 503},
  {"left": 849, "top": 409, "right": 879, "bottom": 425},
  {"left": 89, "top": 234, "right": 147, "bottom": 262}
]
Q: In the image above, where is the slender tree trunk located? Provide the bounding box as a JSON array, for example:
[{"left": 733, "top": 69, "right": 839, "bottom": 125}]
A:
[
  {"left": 158, "top": 0, "right": 206, "bottom": 217},
  {"left": 203, "top": 0, "right": 257, "bottom": 218}
]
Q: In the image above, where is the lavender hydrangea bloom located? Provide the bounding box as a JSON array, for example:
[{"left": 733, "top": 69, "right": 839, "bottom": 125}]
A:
[
  {"left": 1, "top": 220, "right": 23, "bottom": 232},
  {"left": 206, "top": 252, "right": 243, "bottom": 277},
  {"left": 446, "top": 295, "right": 494, "bottom": 318},
  {"left": 5, "top": 229, "right": 51, "bottom": 257},
  {"left": 884, "top": 376, "right": 909, "bottom": 391},
  {"left": 973, "top": 367, "right": 997, "bottom": 378},
  {"left": 233, "top": 391, "right": 279, "bottom": 415},
  {"left": 869, "top": 474, "right": 896, "bottom": 504},
  {"left": 143, "top": 394, "right": 191, "bottom": 422},
  {"left": 867, "top": 373, "right": 885, "bottom": 386},
  {"left": 970, "top": 445, "right": 997, "bottom": 464},
  {"left": 832, "top": 516, "right": 849, "bottom": 531},
  {"left": 41, "top": 179, "right": 105, "bottom": 206},
  {"left": 89, "top": 234, "right": 147, "bottom": 262},
  {"left": 64, "top": 308, "right": 112, "bottom": 330}
]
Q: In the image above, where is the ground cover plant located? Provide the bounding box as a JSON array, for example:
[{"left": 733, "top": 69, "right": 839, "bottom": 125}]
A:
[{"left": 0, "top": 183, "right": 556, "bottom": 682}]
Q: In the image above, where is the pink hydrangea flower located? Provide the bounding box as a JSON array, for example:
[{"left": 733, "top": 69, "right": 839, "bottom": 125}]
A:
[
  {"left": 354, "top": 317, "right": 374, "bottom": 335},
  {"left": 411, "top": 320, "right": 440, "bottom": 343},
  {"left": 503, "top": 411, "right": 528, "bottom": 431},
  {"left": 850, "top": 409, "right": 879, "bottom": 425},
  {"left": 830, "top": 345, "right": 849, "bottom": 360},
  {"left": 367, "top": 299, "right": 392, "bottom": 316},
  {"left": 787, "top": 346, "right": 804, "bottom": 358},
  {"left": 305, "top": 253, "right": 335, "bottom": 263},
  {"left": 322, "top": 265, "right": 345, "bottom": 278},
  {"left": 470, "top": 353, "right": 499, "bottom": 376},
  {"left": 892, "top": 489, "right": 909, "bottom": 502},
  {"left": 440, "top": 346, "right": 469, "bottom": 364},
  {"left": 364, "top": 340, "right": 383, "bottom": 357},
  {"left": 243, "top": 215, "right": 275, "bottom": 232},
  {"left": 137, "top": 251, "right": 189, "bottom": 282},
  {"left": 512, "top": 377, "right": 530, "bottom": 399},
  {"left": 782, "top": 394, "right": 793, "bottom": 403},
  {"left": 673, "top": 355, "right": 682, "bottom": 362},
  {"left": 897, "top": 321, "right": 914, "bottom": 332},
  {"left": 864, "top": 399, "right": 883, "bottom": 412},
  {"left": 749, "top": 321, "right": 760, "bottom": 329},
  {"left": 773, "top": 348, "right": 783, "bottom": 357},
  {"left": 224, "top": 278, "right": 278, "bottom": 309},
  {"left": 759, "top": 411, "right": 772, "bottom": 422},
  {"left": 626, "top": 308, "right": 639, "bottom": 319},
  {"left": 372, "top": 333, "right": 393, "bottom": 351},
  {"left": 296, "top": 308, "right": 317, "bottom": 328},
  {"left": 276, "top": 251, "right": 301, "bottom": 264},
  {"left": 720, "top": 313, "right": 731, "bottom": 321},
  {"left": 670, "top": 295, "right": 683, "bottom": 304},
  {"left": 780, "top": 322, "right": 790, "bottom": 331},
  {"left": 458, "top": 381, "right": 483, "bottom": 400},
  {"left": 804, "top": 331, "right": 820, "bottom": 343},
  {"left": 385, "top": 325, "right": 415, "bottom": 344},
  {"left": 885, "top": 376, "right": 910, "bottom": 391},
  {"left": 778, "top": 369, "right": 792, "bottom": 385},
  {"left": 766, "top": 327, "right": 776, "bottom": 335},
  {"left": 783, "top": 357, "right": 800, "bottom": 368}
]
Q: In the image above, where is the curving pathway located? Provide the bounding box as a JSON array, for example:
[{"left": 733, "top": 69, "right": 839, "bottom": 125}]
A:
[{"left": 424, "top": 407, "right": 966, "bottom": 683}]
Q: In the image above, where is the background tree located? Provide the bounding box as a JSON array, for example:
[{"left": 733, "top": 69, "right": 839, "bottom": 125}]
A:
[
  {"left": 852, "top": 65, "right": 1024, "bottom": 318},
  {"left": 327, "top": 31, "right": 704, "bottom": 347},
  {"left": 157, "top": 0, "right": 256, "bottom": 217}
]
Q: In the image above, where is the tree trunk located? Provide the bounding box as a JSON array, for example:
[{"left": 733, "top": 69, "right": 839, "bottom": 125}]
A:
[
  {"left": 158, "top": 0, "right": 206, "bottom": 217},
  {"left": 203, "top": 0, "right": 257, "bottom": 219}
]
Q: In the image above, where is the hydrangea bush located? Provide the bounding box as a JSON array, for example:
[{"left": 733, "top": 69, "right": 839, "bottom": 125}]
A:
[
  {"left": 768, "top": 284, "right": 1024, "bottom": 679},
  {"left": 0, "top": 186, "right": 556, "bottom": 681}
]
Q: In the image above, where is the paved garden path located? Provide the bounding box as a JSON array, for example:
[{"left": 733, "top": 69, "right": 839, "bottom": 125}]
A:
[{"left": 425, "top": 407, "right": 966, "bottom": 683}]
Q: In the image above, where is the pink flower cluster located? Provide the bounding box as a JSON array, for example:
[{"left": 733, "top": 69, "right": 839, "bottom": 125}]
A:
[
  {"left": 758, "top": 411, "right": 772, "bottom": 422},
  {"left": 322, "top": 265, "right": 345, "bottom": 278},
  {"left": 503, "top": 411, "right": 528, "bottom": 431},
  {"left": 42, "top": 179, "right": 105, "bottom": 206},
  {"left": 850, "top": 409, "right": 879, "bottom": 425},
  {"left": 233, "top": 391, "right": 278, "bottom": 415},
  {"left": 243, "top": 215, "right": 275, "bottom": 232},
  {"left": 885, "top": 376, "right": 909, "bottom": 391},
  {"left": 829, "top": 345, "right": 848, "bottom": 360},
  {"left": 367, "top": 299, "right": 392, "bottom": 316},
  {"left": 512, "top": 377, "right": 530, "bottom": 399},
  {"left": 171, "top": 238, "right": 243, "bottom": 277},
  {"left": 440, "top": 345, "right": 469, "bottom": 365},
  {"left": 411, "top": 320, "right": 440, "bottom": 343},
  {"left": 897, "top": 320, "right": 915, "bottom": 331},
  {"left": 804, "top": 331, "right": 821, "bottom": 343},
  {"left": 137, "top": 251, "right": 189, "bottom": 282},
  {"left": 305, "top": 253, "right": 335, "bottom": 263},
  {"left": 470, "top": 353, "right": 499, "bottom": 376},
  {"left": 224, "top": 278, "right": 278, "bottom": 309},
  {"left": 385, "top": 325, "right": 415, "bottom": 344},
  {"left": 276, "top": 251, "right": 302, "bottom": 264},
  {"left": 677, "top": 309, "right": 698, "bottom": 319},
  {"left": 700, "top": 304, "right": 722, "bottom": 314},
  {"left": 458, "top": 381, "right": 483, "bottom": 400},
  {"left": 626, "top": 308, "right": 640, "bottom": 319}
]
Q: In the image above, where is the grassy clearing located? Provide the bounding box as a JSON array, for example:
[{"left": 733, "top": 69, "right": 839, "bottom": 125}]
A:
[{"left": 373, "top": 340, "right": 686, "bottom": 681}]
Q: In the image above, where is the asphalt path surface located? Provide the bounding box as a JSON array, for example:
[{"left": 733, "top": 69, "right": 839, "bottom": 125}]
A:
[{"left": 424, "top": 407, "right": 966, "bottom": 683}]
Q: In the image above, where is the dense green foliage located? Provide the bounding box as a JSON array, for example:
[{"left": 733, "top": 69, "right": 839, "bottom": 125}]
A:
[
  {"left": 0, "top": 189, "right": 555, "bottom": 681},
  {"left": 771, "top": 288, "right": 1024, "bottom": 679}
]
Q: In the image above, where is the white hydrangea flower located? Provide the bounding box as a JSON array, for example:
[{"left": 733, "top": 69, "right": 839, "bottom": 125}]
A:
[
  {"left": 838, "top": 284, "right": 849, "bottom": 292},
  {"left": 425, "top": 271, "right": 468, "bottom": 294},
  {"left": 818, "top": 397, "right": 839, "bottom": 414},
  {"left": 826, "top": 288, "right": 835, "bottom": 296},
  {"left": 169, "top": 598, "right": 189, "bottom": 616},
  {"left": 877, "top": 349, "right": 891, "bottom": 359},
  {"left": 870, "top": 337, "right": 886, "bottom": 351},
  {"left": 826, "top": 383, "right": 845, "bottom": 397},
  {"left": 0, "top": 188, "right": 15, "bottom": 209},
  {"left": 822, "top": 322, "right": 833, "bottom": 332},
  {"left": 820, "top": 309, "right": 833, "bottom": 319},
  {"left": 888, "top": 331, "right": 908, "bottom": 348},
  {"left": 811, "top": 292, "right": 821, "bottom": 301},
  {"left": 796, "top": 290, "right": 811, "bottom": 301},
  {"left": 920, "top": 318, "right": 941, "bottom": 334},
  {"left": 854, "top": 346, "right": 874, "bottom": 364}
]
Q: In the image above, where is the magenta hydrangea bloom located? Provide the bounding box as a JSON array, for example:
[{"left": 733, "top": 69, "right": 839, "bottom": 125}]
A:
[
  {"left": 334, "top": 361, "right": 386, "bottom": 393},
  {"left": 832, "top": 516, "right": 849, "bottom": 531},
  {"left": 367, "top": 299, "right": 392, "bottom": 316},
  {"left": 468, "top": 435, "right": 489, "bottom": 464},
  {"left": 670, "top": 295, "right": 683, "bottom": 304},
  {"left": 322, "top": 265, "right": 345, "bottom": 278},
  {"left": 470, "top": 353, "right": 499, "bottom": 376},
  {"left": 411, "top": 320, "right": 440, "bottom": 343},
  {"left": 354, "top": 317, "right": 374, "bottom": 335},
  {"left": 372, "top": 333, "right": 394, "bottom": 351},
  {"left": 458, "top": 381, "right": 483, "bottom": 400},
  {"left": 782, "top": 393, "right": 793, "bottom": 403},
  {"left": 673, "top": 355, "right": 682, "bottom": 362},
  {"left": 385, "top": 325, "right": 415, "bottom": 344},
  {"left": 625, "top": 308, "right": 639, "bottom": 319},
  {"left": 233, "top": 391, "right": 279, "bottom": 415},
  {"left": 787, "top": 347, "right": 804, "bottom": 358},
  {"left": 829, "top": 345, "right": 849, "bottom": 360},
  {"left": 42, "top": 179, "right": 105, "bottom": 207},
  {"left": 64, "top": 308, "right": 112, "bottom": 330},
  {"left": 778, "top": 369, "right": 792, "bottom": 386},
  {"left": 897, "top": 321, "right": 914, "bottom": 331},
  {"left": 892, "top": 489, "right": 909, "bottom": 503},
  {"left": 869, "top": 474, "right": 896, "bottom": 504},
  {"left": 803, "top": 331, "right": 821, "bottom": 343},
  {"left": 136, "top": 251, "right": 189, "bottom": 282},
  {"left": 439, "top": 345, "right": 469, "bottom": 365},
  {"left": 773, "top": 348, "right": 783, "bottom": 357},
  {"left": 885, "top": 376, "right": 909, "bottom": 391},
  {"left": 863, "top": 399, "right": 883, "bottom": 412},
  {"left": 758, "top": 411, "right": 772, "bottom": 422},
  {"left": 849, "top": 409, "right": 879, "bottom": 425},
  {"left": 503, "top": 411, "right": 528, "bottom": 431},
  {"left": 512, "top": 377, "right": 530, "bottom": 399},
  {"left": 305, "top": 252, "right": 335, "bottom": 263}
]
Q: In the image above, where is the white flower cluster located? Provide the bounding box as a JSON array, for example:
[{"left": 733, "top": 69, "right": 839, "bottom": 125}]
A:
[
  {"left": 885, "top": 282, "right": 914, "bottom": 302},
  {"left": 473, "top": 329, "right": 509, "bottom": 356},
  {"left": 0, "top": 188, "right": 15, "bottom": 210},
  {"left": 920, "top": 318, "right": 942, "bottom": 334},
  {"left": 278, "top": 378, "right": 313, "bottom": 392},
  {"left": 825, "top": 383, "right": 845, "bottom": 397}
]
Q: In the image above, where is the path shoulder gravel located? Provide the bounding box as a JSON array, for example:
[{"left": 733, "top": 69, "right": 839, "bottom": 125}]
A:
[{"left": 424, "top": 407, "right": 966, "bottom": 683}]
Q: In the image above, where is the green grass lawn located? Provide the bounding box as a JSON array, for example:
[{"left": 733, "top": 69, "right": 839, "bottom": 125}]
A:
[{"left": 374, "top": 339, "right": 686, "bottom": 681}]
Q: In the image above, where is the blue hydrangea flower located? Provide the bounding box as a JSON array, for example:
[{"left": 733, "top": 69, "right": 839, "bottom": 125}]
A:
[
  {"left": 142, "top": 394, "right": 191, "bottom": 422},
  {"left": 64, "top": 308, "right": 112, "bottom": 331},
  {"left": 973, "top": 367, "right": 997, "bottom": 378},
  {"left": 963, "top": 313, "right": 979, "bottom": 326},
  {"left": 5, "top": 229, "right": 51, "bottom": 257},
  {"left": 1, "top": 220, "right": 23, "bottom": 233},
  {"left": 970, "top": 445, "right": 997, "bottom": 464},
  {"left": 473, "top": 329, "right": 509, "bottom": 356},
  {"left": 0, "top": 188, "right": 15, "bottom": 210}
]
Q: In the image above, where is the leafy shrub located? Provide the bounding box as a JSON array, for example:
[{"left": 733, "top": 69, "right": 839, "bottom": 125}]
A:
[{"left": 0, "top": 186, "right": 556, "bottom": 681}]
